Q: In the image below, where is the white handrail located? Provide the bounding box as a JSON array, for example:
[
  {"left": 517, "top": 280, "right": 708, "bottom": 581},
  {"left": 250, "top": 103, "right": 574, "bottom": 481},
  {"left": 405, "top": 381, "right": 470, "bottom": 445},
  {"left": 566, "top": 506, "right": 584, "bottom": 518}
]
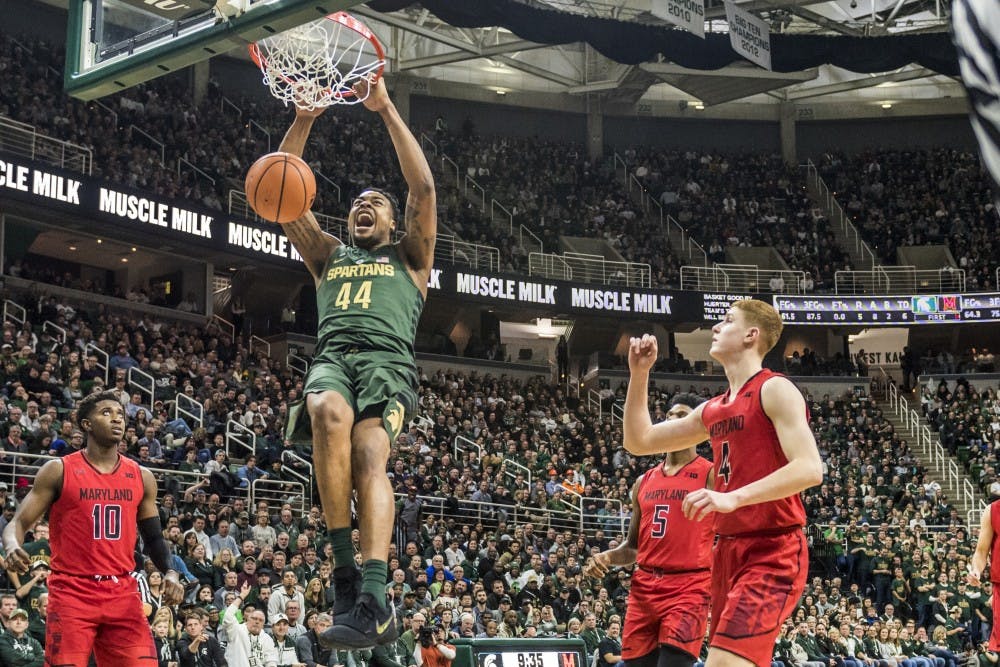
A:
[
  {"left": 174, "top": 393, "right": 204, "bottom": 430},
  {"left": 441, "top": 156, "right": 460, "bottom": 191},
  {"left": 464, "top": 175, "right": 485, "bottom": 211},
  {"left": 281, "top": 449, "right": 314, "bottom": 505},
  {"left": 130, "top": 124, "right": 165, "bottom": 166},
  {"left": 0, "top": 115, "right": 93, "bottom": 175},
  {"left": 127, "top": 366, "right": 156, "bottom": 411},
  {"left": 212, "top": 314, "right": 236, "bottom": 341},
  {"left": 251, "top": 335, "right": 271, "bottom": 359},
  {"left": 42, "top": 320, "right": 66, "bottom": 344},
  {"left": 177, "top": 156, "right": 216, "bottom": 186},
  {"left": 251, "top": 478, "right": 306, "bottom": 516},
  {"left": 491, "top": 199, "right": 514, "bottom": 236},
  {"left": 91, "top": 98, "right": 119, "bottom": 126},
  {"left": 528, "top": 252, "right": 573, "bottom": 282},
  {"left": 85, "top": 342, "right": 110, "bottom": 386},
  {"left": 314, "top": 170, "right": 342, "bottom": 203},
  {"left": 500, "top": 458, "right": 533, "bottom": 487},
  {"left": 454, "top": 434, "right": 483, "bottom": 463},
  {"left": 226, "top": 419, "right": 257, "bottom": 460},
  {"left": 519, "top": 224, "right": 544, "bottom": 255},
  {"left": 286, "top": 353, "right": 310, "bottom": 378},
  {"left": 2, "top": 300, "right": 26, "bottom": 327},
  {"left": 221, "top": 96, "right": 244, "bottom": 118},
  {"left": 248, "top": 119, "right": 271, "bottom": 153},
  {"left": 588, "top": 389, "right": 603, "bottom": 419}
]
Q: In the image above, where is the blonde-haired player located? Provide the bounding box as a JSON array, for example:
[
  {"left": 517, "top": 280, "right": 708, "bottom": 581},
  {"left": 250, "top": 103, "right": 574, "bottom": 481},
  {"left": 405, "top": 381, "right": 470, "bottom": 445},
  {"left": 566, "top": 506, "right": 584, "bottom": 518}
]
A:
[{"left": 624, "top": 299, "right": 823, "bottom": 667}]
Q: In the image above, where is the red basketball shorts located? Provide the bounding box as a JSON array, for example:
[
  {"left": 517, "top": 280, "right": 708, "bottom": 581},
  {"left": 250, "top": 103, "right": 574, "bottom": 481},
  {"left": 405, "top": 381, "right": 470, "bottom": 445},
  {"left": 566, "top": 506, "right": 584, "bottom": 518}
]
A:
[
  {"left": 708, "top": 530, "right": 808, "bottom": 667},
  {"left": 623, "top": 567, "right": 711, "bottom": 660},
  {"left": 46, "top": 573, "right": 156, "bottom": 667}
]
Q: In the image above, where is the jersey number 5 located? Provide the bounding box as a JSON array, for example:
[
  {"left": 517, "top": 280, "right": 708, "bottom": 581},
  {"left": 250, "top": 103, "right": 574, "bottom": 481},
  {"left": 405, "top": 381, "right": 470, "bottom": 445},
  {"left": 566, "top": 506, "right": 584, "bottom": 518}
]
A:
[
  {"left": 92, "top": 504, "right": 122, "bottom": 540},
  {"left": 719, "top": 441, "right": 732, "bottom": 485},
  {"left": 650, "top": 504, "right": 669, "bottom": 538}
]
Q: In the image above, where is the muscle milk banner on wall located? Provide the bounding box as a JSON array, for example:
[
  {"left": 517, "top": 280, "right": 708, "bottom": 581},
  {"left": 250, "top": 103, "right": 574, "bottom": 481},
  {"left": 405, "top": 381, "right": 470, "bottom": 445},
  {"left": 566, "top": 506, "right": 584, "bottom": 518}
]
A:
[
  {"left": 652, "top": 0, "right": 706, "bottom": 38},
  {"left": 724, "top": 1, "right": 772, "bottom": 70}
]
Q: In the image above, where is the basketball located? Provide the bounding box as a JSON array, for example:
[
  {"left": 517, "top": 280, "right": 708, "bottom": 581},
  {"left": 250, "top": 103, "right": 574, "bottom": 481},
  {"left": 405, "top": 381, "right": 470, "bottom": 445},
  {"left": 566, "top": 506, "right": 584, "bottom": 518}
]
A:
[{"left": 244, "top": 152, "right": 316, "bottom": 224}]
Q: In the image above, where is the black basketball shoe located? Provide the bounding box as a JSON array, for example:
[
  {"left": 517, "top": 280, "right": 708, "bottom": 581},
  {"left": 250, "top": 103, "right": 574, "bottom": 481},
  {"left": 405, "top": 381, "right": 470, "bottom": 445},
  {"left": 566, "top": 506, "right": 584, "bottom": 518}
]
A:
[
  {"left": 320, "top": 592, "right": 399, "bottom": 650},
  {"left": 332, "top": 566, "right": 361, "bottom": 622}
]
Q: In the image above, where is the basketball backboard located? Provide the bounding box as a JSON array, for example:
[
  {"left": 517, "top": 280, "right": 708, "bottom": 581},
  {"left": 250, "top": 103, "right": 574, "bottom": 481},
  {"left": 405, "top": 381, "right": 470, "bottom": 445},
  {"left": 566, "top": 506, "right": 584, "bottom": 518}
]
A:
[{"left": 65, "top": 0, "right": 361, "bottom": 100}]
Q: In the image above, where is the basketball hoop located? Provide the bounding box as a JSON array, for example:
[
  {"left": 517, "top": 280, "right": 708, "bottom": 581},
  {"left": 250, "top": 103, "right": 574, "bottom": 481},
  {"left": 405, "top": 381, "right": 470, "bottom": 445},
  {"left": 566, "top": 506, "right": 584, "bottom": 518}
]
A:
[{"left": 248, "top": 12, "right": 385, "bottom": 110}]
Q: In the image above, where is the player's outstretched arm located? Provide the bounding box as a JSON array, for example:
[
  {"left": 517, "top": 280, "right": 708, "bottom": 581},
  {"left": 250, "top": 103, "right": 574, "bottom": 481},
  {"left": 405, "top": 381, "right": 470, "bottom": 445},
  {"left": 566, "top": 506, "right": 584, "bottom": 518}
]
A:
[
  {"left": 354, "top": 77, "right": 436, "bottom": 275},
  {"left": 624, "top": 334, "right": 708, "bottom": 455},
  {"left": 2, "top": 459, "right": 62, "bottom": 572},
  {"left": 970, "top": 506, "right": 993, "bottom": 584},
  {"left": 276, "top": 107, "right": 339, "bottom": 281}
]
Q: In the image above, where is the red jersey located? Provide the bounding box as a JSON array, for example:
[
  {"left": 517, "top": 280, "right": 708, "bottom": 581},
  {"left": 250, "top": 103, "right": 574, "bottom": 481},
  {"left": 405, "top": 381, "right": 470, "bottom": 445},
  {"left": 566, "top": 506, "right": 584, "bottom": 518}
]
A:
[
  {"left": 701, "top": 368, "right": 807, "bottom": 536},
  {"left": 635, "top": 456, "right": 714, "bottom": 571},
  {"left": 990, "top": 501, "right": 1000, "bottom": 582},
  {"left": 50, "top": 451, "right": 144, "bottom": 576}
]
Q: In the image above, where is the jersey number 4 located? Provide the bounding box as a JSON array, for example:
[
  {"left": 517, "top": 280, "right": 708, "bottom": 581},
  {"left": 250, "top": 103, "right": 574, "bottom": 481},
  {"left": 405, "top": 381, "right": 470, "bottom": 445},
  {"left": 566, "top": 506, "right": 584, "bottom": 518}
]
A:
[
  {"left": 718, "top": 441, "right": 733, "bottom": 485},
  {"left": 650, "top": 504, "right": 669, "bottom": 538},
  {"left": 92, "top": 504, "right": 122, "bottom": 540}
]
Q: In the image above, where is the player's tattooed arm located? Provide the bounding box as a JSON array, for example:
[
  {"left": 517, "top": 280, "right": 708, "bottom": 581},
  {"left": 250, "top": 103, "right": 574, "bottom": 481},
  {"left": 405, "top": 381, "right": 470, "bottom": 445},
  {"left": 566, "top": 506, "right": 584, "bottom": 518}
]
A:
[
  {"left": 278, "top": 106, "right": 325, "bottom": 159},
  {"left": 284, "top": 211, "right": 340, "bottom": 284},
  {"left": 353, "top": 78, "right": 436, "bottom": 278},
  {"left": 400, "top": 195, "right": 436, "bottom": 276}
]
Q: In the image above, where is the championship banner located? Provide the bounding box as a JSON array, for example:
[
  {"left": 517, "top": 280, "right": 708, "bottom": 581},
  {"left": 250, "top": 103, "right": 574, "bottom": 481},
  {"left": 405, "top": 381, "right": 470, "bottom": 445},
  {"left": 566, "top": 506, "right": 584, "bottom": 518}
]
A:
[
  {"left": 724, "top": 1, "right": 772, "bottom": 70},
  {"left": 652, "top": 0, "right": 706, "bottom": 38}
]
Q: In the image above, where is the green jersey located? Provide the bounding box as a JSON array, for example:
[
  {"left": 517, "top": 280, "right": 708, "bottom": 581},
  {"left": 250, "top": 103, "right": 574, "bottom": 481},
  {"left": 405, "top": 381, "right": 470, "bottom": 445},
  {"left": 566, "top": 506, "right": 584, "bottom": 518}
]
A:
[{"left": 316, "top": 244, "right": 423, "bottom": 358}]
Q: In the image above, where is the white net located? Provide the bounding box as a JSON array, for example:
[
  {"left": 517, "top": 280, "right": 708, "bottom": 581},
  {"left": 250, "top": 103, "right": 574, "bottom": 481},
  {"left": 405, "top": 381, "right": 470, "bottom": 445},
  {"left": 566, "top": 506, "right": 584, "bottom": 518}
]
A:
[{"left": 250, "top": 13, "right": 385, "bottom": 109}]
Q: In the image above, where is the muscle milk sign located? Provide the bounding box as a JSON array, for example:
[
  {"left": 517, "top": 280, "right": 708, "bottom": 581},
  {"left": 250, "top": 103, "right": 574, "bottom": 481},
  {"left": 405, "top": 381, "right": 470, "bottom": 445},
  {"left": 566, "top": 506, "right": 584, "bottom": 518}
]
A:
[
  {"left": 653, "top": 0, "right": 706, "bottom": 38},
  {"left": 725, "top": 1, "right": 772, "bottom": 70},
  {"left": 1, "top": 159, "right": 82, "bottom": 206}
]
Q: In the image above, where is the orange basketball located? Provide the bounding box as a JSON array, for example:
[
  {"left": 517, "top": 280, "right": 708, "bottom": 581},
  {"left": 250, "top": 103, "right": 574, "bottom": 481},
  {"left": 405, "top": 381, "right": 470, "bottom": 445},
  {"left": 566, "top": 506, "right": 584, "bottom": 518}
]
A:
[{"left": 244, "top": 152, "right": 316, "bottom": 224}]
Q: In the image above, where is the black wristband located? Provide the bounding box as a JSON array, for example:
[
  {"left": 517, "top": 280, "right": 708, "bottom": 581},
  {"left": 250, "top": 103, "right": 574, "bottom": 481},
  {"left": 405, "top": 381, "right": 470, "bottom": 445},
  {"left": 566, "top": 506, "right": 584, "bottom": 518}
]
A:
[{"left": 138, "top": 516, "right": 172, "bottom": 574}]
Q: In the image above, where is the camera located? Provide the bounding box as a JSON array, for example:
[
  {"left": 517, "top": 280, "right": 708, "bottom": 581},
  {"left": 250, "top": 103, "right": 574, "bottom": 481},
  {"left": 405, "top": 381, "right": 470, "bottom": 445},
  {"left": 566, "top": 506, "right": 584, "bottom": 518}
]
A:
[{"left": 419, "top": 625, "right": 437, "bottom": 648}]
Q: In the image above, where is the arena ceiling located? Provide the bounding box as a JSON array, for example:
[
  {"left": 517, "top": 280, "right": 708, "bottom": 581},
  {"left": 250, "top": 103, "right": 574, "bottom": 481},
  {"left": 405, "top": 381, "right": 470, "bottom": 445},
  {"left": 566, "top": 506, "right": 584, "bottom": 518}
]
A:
[
  {"left": 351, "top": 0, "right": 964, "bottom": 109},
  {"left": 42, "top": 0, "right": 965, "bottom": 111}
]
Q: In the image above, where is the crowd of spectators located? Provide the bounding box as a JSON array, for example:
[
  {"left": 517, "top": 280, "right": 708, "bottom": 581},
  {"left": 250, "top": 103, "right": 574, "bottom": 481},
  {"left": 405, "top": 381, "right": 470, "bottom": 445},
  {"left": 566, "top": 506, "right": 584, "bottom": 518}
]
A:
[
  {"left": 1, "top": 32, "right": 861, "bottom": 291},
  {"left": 0, "top": 276, "right": 996, "bottom": 665},
  {"left": 818, "top": 150, "right": 996, "bottom": 290},
  {"left": 3, "top": 29, "right": 1000, "bottom": 664},
  {"left": 922, "top": 377, "right": 1000, "bottom": 500},
  {"left": 627, "top": 147, "right": 851, "bottom": 291}
]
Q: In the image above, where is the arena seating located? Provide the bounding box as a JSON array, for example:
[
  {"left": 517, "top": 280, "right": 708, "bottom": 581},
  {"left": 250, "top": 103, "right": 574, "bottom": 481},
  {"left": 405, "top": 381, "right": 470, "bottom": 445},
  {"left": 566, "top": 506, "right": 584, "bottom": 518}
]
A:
[
  {"left": 817, "top": 150, "right": 996, "bottom": 289},
  {"left": 0, "top": 28, "right": 996, "bottom": 667}
]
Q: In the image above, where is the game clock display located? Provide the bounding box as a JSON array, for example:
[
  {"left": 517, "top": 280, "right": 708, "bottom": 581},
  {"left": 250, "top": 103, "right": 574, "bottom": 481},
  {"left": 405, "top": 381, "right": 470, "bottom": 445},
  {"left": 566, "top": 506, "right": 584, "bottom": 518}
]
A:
[
  {"left": 772, "top": 293, "right": 1000, "bottom": 324},
  {"left": 478, "top": 651, "right": 582, "bottom": 667}
]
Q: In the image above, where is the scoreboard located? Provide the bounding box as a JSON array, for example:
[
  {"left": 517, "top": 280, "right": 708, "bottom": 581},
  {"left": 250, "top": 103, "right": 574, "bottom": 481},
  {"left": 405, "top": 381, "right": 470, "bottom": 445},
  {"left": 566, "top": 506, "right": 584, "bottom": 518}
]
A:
[{"left": 772, "top": 293, "right": 1000, "bottom": 325}]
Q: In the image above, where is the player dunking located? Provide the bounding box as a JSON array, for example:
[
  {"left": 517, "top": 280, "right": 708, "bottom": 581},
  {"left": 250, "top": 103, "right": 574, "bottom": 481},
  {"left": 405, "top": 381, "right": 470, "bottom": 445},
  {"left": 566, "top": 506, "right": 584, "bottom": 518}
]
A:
[
  {"left": 968, "top": 500, "right": 1000, "bottom": 650},
  {"left": 278, "top": 76, "right": 435, "bottom": 648},
  {"left": 624, "top": 300, "right": 823, "bottom": 667},
  {"left": 2, "top": 390, "right": 183, "bottom": 666},
  {"left": 585, "top": 393, "right": 714, "bottom": 667}
]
